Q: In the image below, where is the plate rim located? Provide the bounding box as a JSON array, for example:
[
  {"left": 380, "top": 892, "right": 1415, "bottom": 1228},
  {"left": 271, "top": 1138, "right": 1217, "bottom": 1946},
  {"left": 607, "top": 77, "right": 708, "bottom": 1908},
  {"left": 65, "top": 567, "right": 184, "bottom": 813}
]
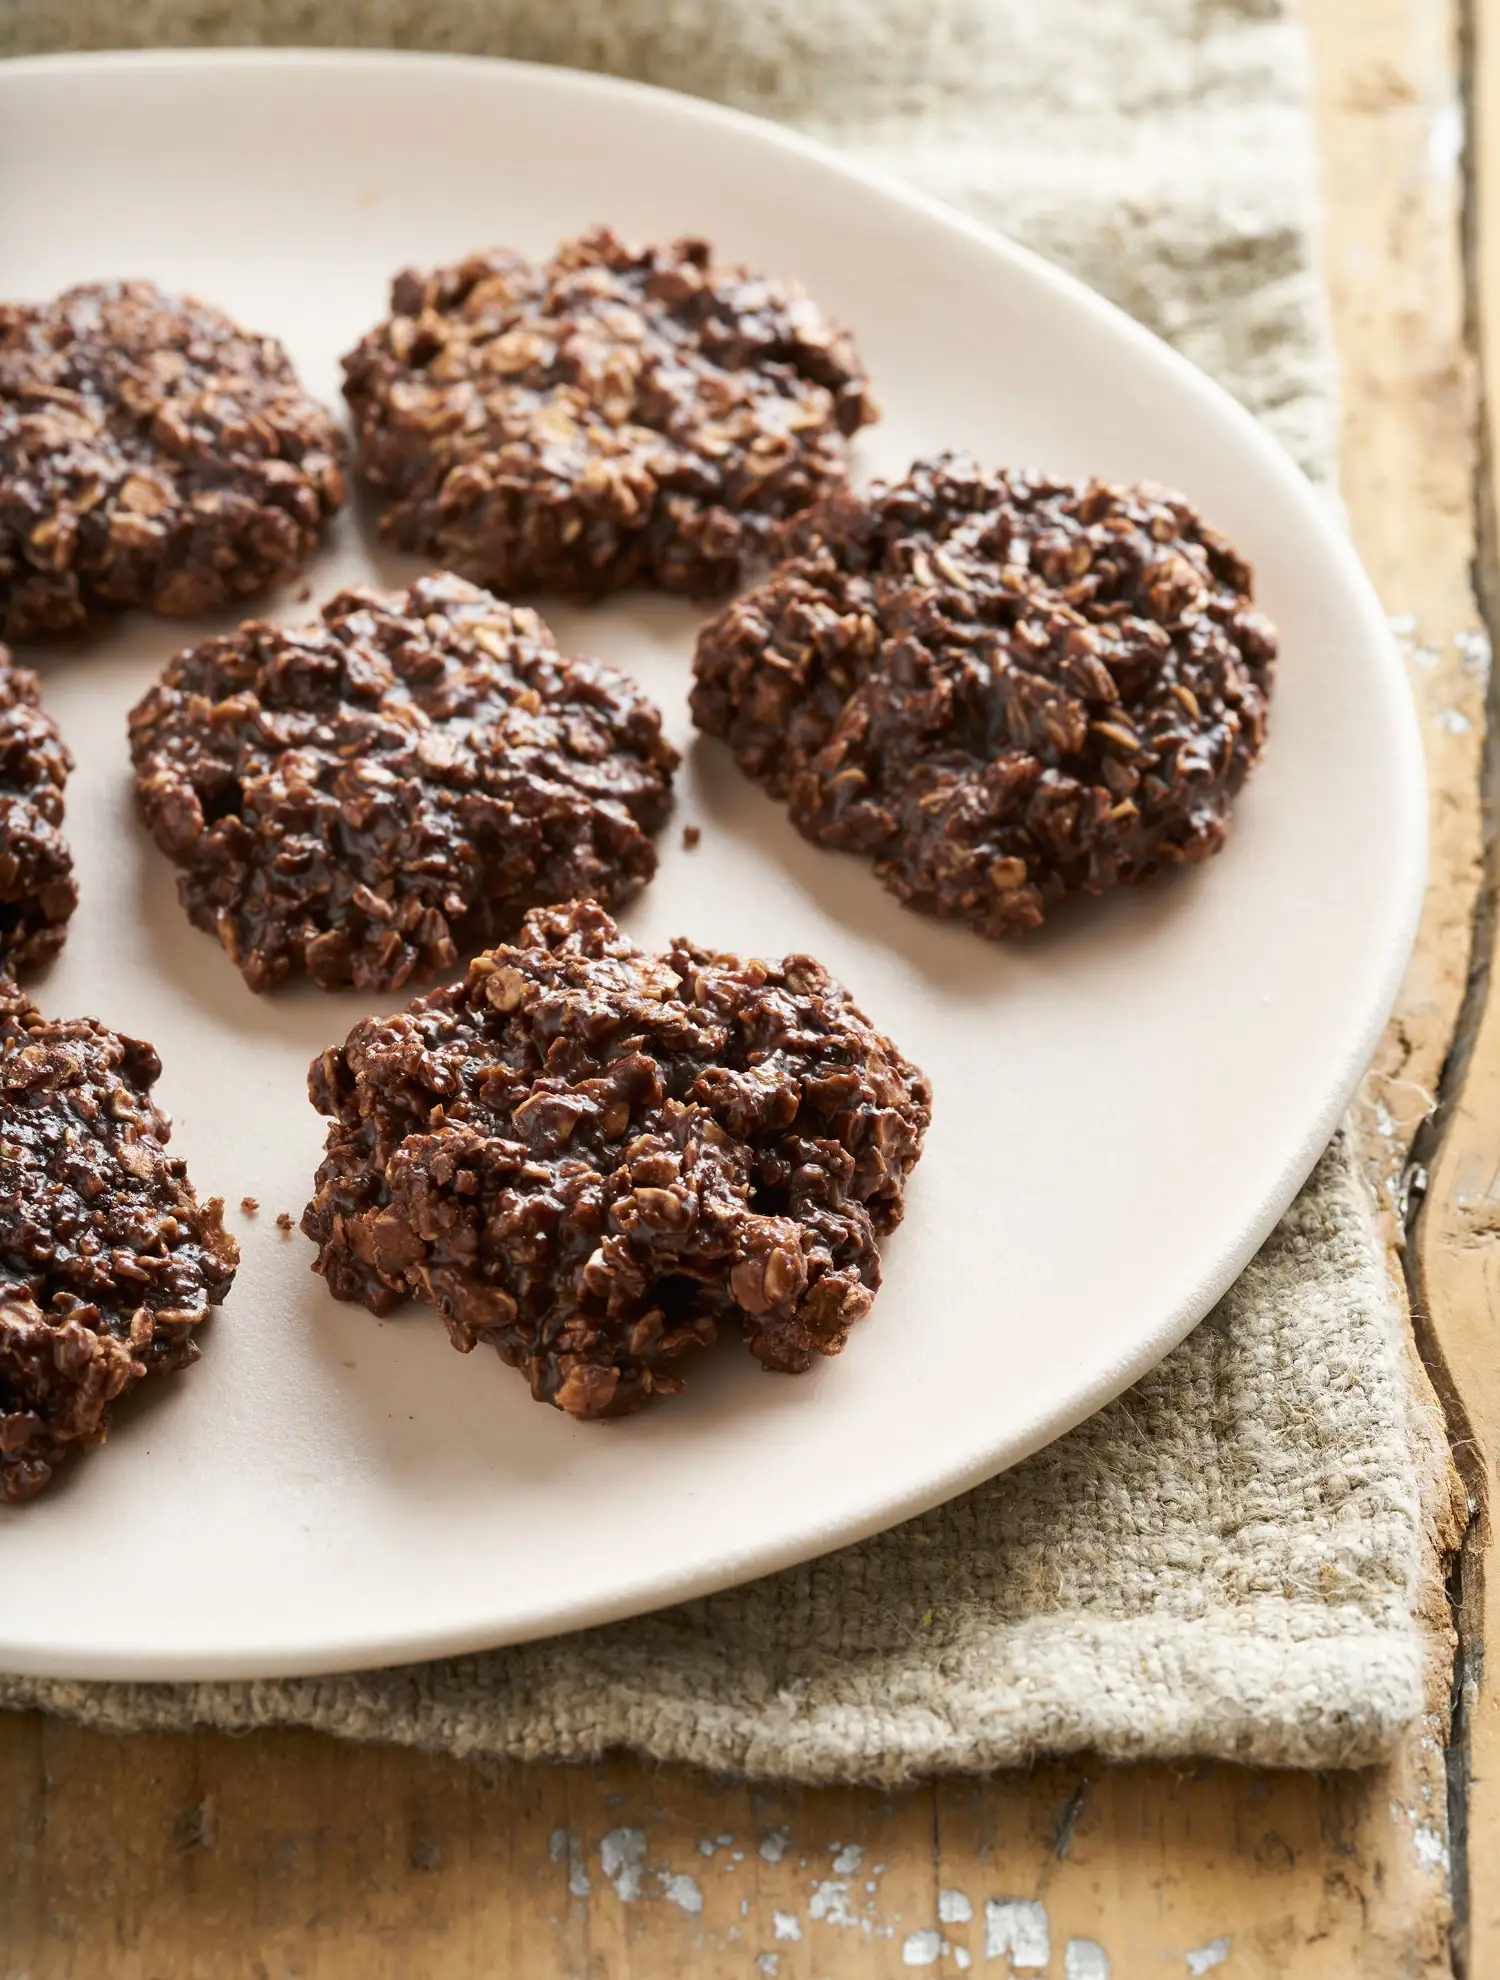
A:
[{"left": 0, "top": 44, "right": 1429, "bottom": 1679}]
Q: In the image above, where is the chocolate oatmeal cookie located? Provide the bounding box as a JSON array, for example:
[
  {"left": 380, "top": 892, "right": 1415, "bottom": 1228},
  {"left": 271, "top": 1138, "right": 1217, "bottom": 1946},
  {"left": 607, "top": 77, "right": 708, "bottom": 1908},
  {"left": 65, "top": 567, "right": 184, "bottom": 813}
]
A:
[
  {"left": 341, "top": 227, "right": 876, "bottom": 599},
  {"left": 129, "top": 574, "right": 679, "bottom": 994},
  {"left": 303, "top": 901, "right": 929, "bottom": 1418},
  {"left": 691, "top": 455, "right": 1277, "bottom": 938},
  {"left": 0, "top": 281, "right": 346, "bottom": 639},
  {"left": 0, "top": 986, "right": 238, "bottom": 1501},
  {"left": 0, "top": 646, "right": 76, "bottom": 974}
]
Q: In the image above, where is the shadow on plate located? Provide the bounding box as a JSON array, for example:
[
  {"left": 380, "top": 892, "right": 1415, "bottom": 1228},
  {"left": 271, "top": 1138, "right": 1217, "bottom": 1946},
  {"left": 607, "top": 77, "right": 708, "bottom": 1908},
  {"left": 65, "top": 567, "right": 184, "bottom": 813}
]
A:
[
  {"left": 300, "top": 1216, "right": 911, "bottom": 1488},
  {"left": 682, "top": 731, "right": 1207, "bottom": 997},
  {"left": 0, "top": 1307, "right": 227, "bottom": 1521}
]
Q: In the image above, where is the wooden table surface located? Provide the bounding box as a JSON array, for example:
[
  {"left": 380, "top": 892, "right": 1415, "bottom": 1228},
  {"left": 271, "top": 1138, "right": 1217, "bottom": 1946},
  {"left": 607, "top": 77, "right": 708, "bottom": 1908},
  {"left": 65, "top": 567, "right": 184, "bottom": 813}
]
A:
[{"left": 4, "top": 2, "right": 1499, "bottom": 1973}]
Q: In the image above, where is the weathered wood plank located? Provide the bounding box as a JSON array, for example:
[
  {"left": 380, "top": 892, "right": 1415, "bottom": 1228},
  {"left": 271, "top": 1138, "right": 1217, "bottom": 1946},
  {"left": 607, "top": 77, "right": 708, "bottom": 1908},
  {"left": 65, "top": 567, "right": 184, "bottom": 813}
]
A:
[{"left": 1408, "top": 0, "right": 1500, "bottom": 1971}]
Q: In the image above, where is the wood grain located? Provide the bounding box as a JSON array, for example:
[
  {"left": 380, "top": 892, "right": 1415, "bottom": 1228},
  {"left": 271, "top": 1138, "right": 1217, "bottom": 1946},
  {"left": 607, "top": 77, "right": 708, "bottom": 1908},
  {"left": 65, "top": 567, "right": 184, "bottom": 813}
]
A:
[
  {"left": 0, "top": 1, "right": 1488, "bottom": 1973},
  {"left": 1409, "top": 0, "right": 1500, "bottom": 1972},
  {"left": 0, "top": 1723, "right": 1477, "bottom": 1979}
]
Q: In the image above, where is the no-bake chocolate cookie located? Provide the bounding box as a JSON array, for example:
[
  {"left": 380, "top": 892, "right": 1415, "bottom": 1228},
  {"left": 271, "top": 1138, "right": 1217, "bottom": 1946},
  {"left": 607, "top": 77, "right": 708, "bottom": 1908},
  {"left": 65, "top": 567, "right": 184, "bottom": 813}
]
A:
[
  {"left": 0, "top": 280, "right": 346, "bottom": 639},
  {"left": 129, "top": 574, "right": 679, "bottom": 994},
  {"left": 303, "top": 901, "right": 930, "bottom": 1417},
  {"left": 341, "top": 227, "right": 876, "bottom": 599},
  {"left": 0, "top": 646, "right": 75, "bottom": 974},
  {"left": 0, "top": 986, "right": 238, "bottom": 1501},
  {"left": 691, "top": 455, "right": 1276, "bottom": 937}
]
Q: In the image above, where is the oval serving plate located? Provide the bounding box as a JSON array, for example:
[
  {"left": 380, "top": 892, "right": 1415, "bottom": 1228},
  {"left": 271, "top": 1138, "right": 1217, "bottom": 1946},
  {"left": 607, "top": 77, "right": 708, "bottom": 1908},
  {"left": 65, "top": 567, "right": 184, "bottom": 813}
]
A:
[{"left": 0, "top": 50, "right": 1423, "bottom": 1678}]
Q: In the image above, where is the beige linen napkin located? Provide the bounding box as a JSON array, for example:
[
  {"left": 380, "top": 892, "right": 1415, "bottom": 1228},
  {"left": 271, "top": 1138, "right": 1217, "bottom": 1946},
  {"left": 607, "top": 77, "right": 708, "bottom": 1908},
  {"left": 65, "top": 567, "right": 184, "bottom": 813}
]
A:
[{"left": 0, "top": 0, "right": 1436, "bottom": 1782}]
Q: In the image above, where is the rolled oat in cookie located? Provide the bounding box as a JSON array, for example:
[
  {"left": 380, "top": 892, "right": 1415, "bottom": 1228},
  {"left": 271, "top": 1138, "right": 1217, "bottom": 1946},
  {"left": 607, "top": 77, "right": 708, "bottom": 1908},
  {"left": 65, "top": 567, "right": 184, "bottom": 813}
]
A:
[
  {"left": 0, "top": 985, "right": 238, "bottom": 1502},
  {"left": 0, "top": 644, "right": 76, "bottom": 974},
  {"left": 0, "top": 281, "right": 346, "bottom": 640},
  {"left": 341, "top": 226, "right": 876, "bottom": 599},
  {"left": 691, "top": 454, "right": 1276, "bottom": 938},
  {"left": 303, "top": 901, "right": 930, "bottom": 1418},
  {"left": 129, "top": 574, "right": 679, "bottom": 994}
]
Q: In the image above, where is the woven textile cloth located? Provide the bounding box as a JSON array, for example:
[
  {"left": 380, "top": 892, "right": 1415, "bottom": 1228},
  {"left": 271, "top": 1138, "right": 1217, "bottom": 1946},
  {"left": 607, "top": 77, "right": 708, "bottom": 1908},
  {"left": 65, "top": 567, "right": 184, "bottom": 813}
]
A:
[{"left": 0, "top": 0, "right": 1434, "bottom": 1782}]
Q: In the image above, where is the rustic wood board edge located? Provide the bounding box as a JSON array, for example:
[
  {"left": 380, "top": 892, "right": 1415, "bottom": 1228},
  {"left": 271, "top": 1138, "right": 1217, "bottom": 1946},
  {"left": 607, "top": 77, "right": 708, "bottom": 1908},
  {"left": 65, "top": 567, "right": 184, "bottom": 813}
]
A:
[{"left": 1407, "top": 0, "right": 1500, "bottom": 1972}]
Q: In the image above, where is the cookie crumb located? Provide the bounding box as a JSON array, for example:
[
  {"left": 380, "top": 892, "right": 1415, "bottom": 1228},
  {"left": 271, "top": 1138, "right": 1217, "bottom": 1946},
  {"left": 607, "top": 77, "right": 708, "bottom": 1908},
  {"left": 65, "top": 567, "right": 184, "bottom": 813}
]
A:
[
  {"left": 276, "top": 1211, "right": 294, "bottom": 1232},
  {"left": 682, "top": 824, "right": 701, "bottom": 850},
  {"left": 239, "top": 1195, "right": 259, "bottom": 1215}
]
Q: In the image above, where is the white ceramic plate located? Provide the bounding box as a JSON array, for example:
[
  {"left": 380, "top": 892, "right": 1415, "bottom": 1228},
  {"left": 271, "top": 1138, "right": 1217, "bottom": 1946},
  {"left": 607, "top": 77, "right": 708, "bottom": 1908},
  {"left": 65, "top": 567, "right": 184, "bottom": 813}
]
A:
[{"left": 0, "top": 50, "right": 1424, "bottom": 1680}]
